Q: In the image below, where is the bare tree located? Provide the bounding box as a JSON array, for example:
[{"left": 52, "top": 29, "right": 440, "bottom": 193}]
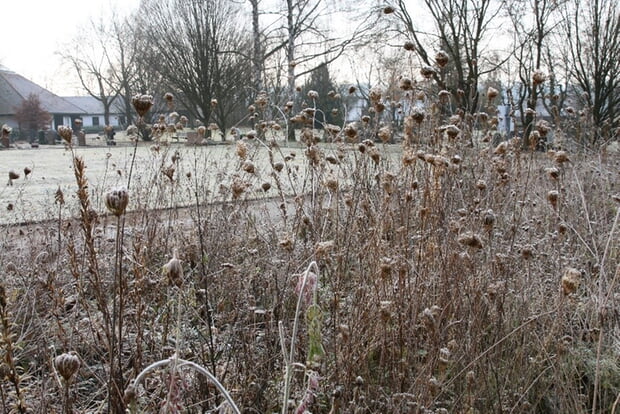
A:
[
  {"left": 60, "top": 18, "right": 121, "bottom": 127},
  {"left": 385, "top": 0, "right": 505, "bottom": 113},
  {"left": 505, "top": 0, "right": 565, "bottom": 148},
  {"left": 248, "top": 0, "right": 374, "bottom": 140},
  {"left": 563, "top": 0, "right": 620, "bottom": 143},
  {"left": 135, "top": 0, "right": 251, "bottom": 134}
]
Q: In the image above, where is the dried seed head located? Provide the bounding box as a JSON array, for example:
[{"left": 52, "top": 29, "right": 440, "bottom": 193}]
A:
[
  {"left": 521, "top": 245, "right": 534, "bottom": 259},
  {"left": 483, "top": 209, "right": 496, "bottom": 229},
  {"left": 435, "top": 50, "right": 449, "bottom": 68},
  {"left": 163, "top": 250, "right": 183, "bottom": 287},
  {"left": 348, "top": 85, "right": 357, "bottom": 94},
  {"left": 55, "top": 352, "right": 80, "bottom": 382},
  {"left": 132, "top": 94, "right": 153, "bottom": 117},
  {"left": 487, "top": 87, "right": 499, "bottom": 101},
  {"left": 344, "top": 123, "right": 358, "bottom": 140},
  {"left": 561, "top": 267, "right": 581, "bottom": 295},
  {"left": 532, "top": 69, "right": 547, "bottom": 86},
  {"left": 104, "top": 187, "right": 129, "bottom": 217},
  {"left": 307, "top": 90, "right": 319, "bottom": 100},
  {"left": 8, "top": 170, "right": 19, "bottom": 180},
  {"left": 444, "top": 124, "right": 460, "bottom": 138},
  {"left": 378, "top": 126, "right": 391, "bottom": 143},
  {"left": 457, "top": 231, "right": 484, "bottom": 249},
  {"left": 211, "top": 98, "right": 218, "bottom": 107},
  {"left": 1, "top": 124, "right": 12, "bottom": 137},
  {"left": 369, "top": 87, "right": 382, "bottom": 104},
  {"left": 403, "top": 41, "right": 415, "bottom": 51},
  {"left": 197, "top": 125, "right": 206, "bottom": 137},
  {"left": 58, "top": 125, "right": 73, "bottom": 144},
  {"left": 545, "top": 166, "right": 560, "bottom": 180},
  {"left": 553, "top": 150, "right": 570, "bottom": 165},
  {"left": 236, "top": 141, "right": 248, "bottom": 159},
  {"left": 273, "top": 161, "right": 285, "bottom": 172},
  {"left": 547, "top": 190, "right": 559, "bottom": 209},
  {"left": 383, "top": 5, "right": 395, "bottom": 14},
  {"left": 261, "top": 182, "right": 271, "bottom": 192},
  {"left": 242, "top": 160, "right": 255, "bottom": 174},
  {"left": 399, "top": 77, "right": 413, "bottom": 90},
  {"left": 420, "top": 66, "right": 436, "bottom": 79}
]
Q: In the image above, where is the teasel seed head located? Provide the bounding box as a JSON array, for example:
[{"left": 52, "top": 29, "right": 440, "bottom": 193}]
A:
[{"left": 104, "top": 187, "right": 129, "bottom": 217}]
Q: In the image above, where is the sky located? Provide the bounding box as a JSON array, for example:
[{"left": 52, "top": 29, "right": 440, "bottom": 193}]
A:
[{"left": 1, "top": 0, "right": 140, "bottom": 96}]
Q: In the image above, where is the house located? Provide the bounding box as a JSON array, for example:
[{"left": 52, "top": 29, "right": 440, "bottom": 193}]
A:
[
  {"left": 0, "top": 66, "right": 85, "bottom": 131},
  {"left": 0, "top": 66, "right": 125, "bottom": 137},
  {"left": 63, "top": 96, "right": 125, "bottom": 131}
]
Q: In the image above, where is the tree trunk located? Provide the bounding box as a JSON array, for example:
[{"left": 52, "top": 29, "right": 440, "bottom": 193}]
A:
[{"left": 286, "top": 0, "right": 297, "bottom": 142}]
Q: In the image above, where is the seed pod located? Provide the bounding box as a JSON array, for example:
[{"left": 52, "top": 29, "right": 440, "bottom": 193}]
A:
[
  {"left": 132, "top": 94, "right": 153, "bottom": 117},
  {"left": 561, "top": 267, "right": 581, "bottom": 295},
  {"left": 163, "top": 250, "right": 183, "bottom": 287},
  {"left": 55, "top": 352, "right": 81, "bottom": 382},
  {"left": 105, "top": 187, "right": 129, "bottom": 217},
  {"left": 57, "top": 125, "right": 73, "bottom": 144}
]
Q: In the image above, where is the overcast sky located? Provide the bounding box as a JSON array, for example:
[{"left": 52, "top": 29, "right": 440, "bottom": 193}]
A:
[{"left": 1, "top": 0, "right": 139, "bottom": 96}]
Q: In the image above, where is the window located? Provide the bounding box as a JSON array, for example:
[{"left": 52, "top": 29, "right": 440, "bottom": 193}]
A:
[{"left": 92, "top": 116, "right": 100, "bottom": 126}]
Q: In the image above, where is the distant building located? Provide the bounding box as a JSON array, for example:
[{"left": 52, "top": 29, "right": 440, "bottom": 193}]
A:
[
  {"left": 0, "top": 66, "right": 124, "bottom": 134},
  {"left": 0, "top": 66, "right": 84, "bottom": 130},
  {"left": 63, "top": 96, "right": 125, "bottom": 130}
]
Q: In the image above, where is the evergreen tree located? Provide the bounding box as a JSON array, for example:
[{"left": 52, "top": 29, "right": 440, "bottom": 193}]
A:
[{"left": 300, "top": 64, "right": 344, "bottom": 130}]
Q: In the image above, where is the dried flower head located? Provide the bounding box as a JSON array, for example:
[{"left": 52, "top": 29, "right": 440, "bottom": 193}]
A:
[
  {"left": 403, "top": 41, "right": 415, "bottom": 51},
  {"left": 420, "top": 66, "right": 436, "bottom": 79},
  {"left": 104, "top": 187, "right": 129, "bottom": 217},
  {"left": 307, "top": 90, "right": 319, "bottom": 100},
  {"left": 561, "top": 267, "right": 581, "bottom": 295},
  {"left": 458, "top": 231, "right": 484, "bottom": 249},
  {"left": 55, "top": 352, "right": 80, "bottom": 382},
  {"left": 242, "top": 160, "right": 255, "bottom": 174},
  {"left": 132, "top": 94, "right": 153, "bottom": 117},
  {"left": 1, "top": 124, "right": 12, "bottom": 137},
  {"left": 383, "top": 5, "right": 395, "bottom": 14},
  {"left": 58, "top": 125, "right": 73, "bottom": 144},
  {"left": 532, "top": 69, "right": 547, "bottom": 86},
  {"left": 236, "top": 141, "right": 248, "bottom": 159},
  {"left": 163, "top": 250, "right": 183, "bottom": 287},
  {"left": 487, "top": 87, "right": 499, "bottom": 101},
  {"left": 547, "top": 190, "right": 559, "bottom": 209},
  {"left": 348, "top": 85, "right": 357, "bottom": 94},
  {"left": 399, "top": 77, "right": 413, "bottom": 91},
  {"left": 435, "top": 50, "right": 449, "bottom": 68}
]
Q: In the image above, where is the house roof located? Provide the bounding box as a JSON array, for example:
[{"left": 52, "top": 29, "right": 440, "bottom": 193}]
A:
[
  {"left": 64, "top": 96, "right": 122, "bottom": 115},
  {"left": 0, "top": 68, "right": 85, "bottom": 116}
]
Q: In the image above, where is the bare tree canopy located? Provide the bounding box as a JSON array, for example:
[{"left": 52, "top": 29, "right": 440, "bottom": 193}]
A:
[
  {"left": 135, "top": 0, "right": 251, "bottom": 133},
  {"left": 563, "top": 0, "right": 620, "bottom": 142}
]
